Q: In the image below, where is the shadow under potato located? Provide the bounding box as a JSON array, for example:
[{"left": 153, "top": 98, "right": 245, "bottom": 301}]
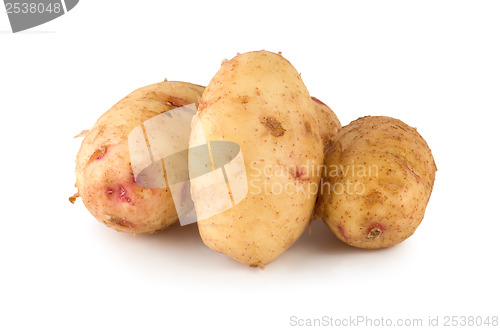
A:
[
  {"left": 102, "top": 218, "right": 386, "bottom": 270},
  {"left": 133, "top": 222, "right": 205, "bottom": 251},
  {"left": 149, "top": 219, "right": 358, "bottom": 255},
  {"left": 294, "top": 220, "right": 357, "bottom": 255}
]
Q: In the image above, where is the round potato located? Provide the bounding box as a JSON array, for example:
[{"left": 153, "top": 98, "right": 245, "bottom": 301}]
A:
[
  {"left": 318, "top": 116, "right": 436, "bottom": 249},
  {"left": 190, "top": 51, "right": 324, "bottom": 266},
  {"left": 73, "top": 81, "right": 204, "bottom": 233}
]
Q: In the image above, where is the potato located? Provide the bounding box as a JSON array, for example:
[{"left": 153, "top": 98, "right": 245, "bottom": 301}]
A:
[
  {"left": 311, "top": 97, "right": 341, "bottom": 146},
  {"left": 73, "top": 81, "right": 204, "bottom": 233},
  {"left": 311, "top": 97, "right": 342, "bottom": 221},
  {"left": 318, "top": 116, "right": 436, "bottom": 249},
  {"left": 190, "top": 51, "right": 324, "bottom": 266}
]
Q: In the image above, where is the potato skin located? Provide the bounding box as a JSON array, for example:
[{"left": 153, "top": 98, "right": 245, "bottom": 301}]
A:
[
  {"left": 75, "top": 81, "right": 204, "bottom": 234},
  {"left": 311, "top": 97, "right": 341, "bottom": 146},
  {"left": 318, "top": 116, "right": 436, "bottom": 249},
  {"left": 191, "top": 51, "right": 324, "bottom": 266},
  {"left": 311, "top": 97, "right": 342, "bottom": 221}
]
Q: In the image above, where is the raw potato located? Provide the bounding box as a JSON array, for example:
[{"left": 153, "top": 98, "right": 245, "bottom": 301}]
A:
[
  {"left": 311, "top": 97, "right": 342, "bottom": 146},
  {"left": 190, "top": 51, "right": 324, "bottom": 266},
  {"left": 311, "top": 96, "right": 342, "bottom": 221},
  {"left": 318, "top": 116, "right": 436, "bottom": 249},
  {"left": 73, "top": 81, "right": 204, "bottom": 233}
]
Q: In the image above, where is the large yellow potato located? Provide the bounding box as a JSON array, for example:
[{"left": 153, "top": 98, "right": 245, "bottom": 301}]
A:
[
  {"left": 73, "top": 81, "right": 204, "bottom": 233},
  {"left": 318, "top": 116, "right": 436, "bottom": 249},
  {"left": 190, "top": 51, "right": 324, "bottom": 266}
]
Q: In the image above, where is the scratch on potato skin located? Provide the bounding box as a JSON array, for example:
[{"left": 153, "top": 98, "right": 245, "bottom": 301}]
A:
[
  {"left": 260, "top": 116, "right": 286, "bottom": 137},
  {"left": 138, "top": 92, "right": 190, "bottom": 108},
  {"left": 337, "top": 224, "right": 348, "bottom": 241},
  {"left": 87, "top": 145, "right": 108, "bottom": 165},
  {"left": 109, "top": 218, "right": 136, "bottom": 229}
]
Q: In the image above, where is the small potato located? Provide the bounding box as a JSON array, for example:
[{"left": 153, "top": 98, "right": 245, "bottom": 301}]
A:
[
  {"left": 318, "top": 116, "right": 436, "bottom": 249},
  {"left": 191, "top": 51, "right": 324, "bottom": 266},
  {"left": 73, "top": 81, "right": 204, "bottom": 233},
  {"left": 311, "top": 97, "right": 341, "bottom": 146},
  {"left": 311, "top": 97, "right": 341, "bottom": 221}
]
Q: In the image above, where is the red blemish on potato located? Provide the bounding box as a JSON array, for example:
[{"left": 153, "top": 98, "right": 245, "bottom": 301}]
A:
[
  {"left": 337, "top": 224, "right": 348, "bottom": 240},
  {"left": 118, "top": 185, "right": 132, "bottom": 203},
  {"left": 311, "top": 97, "right": 326, "bottom": 106},
  {"left": 293, "top": 166, "right": 310, "bottom": 182},
  {"left": 106, "top": 185, "right": 132, "bottom": 203},
  {"left": 403, "top": 162, "right": 421, "bottom": 183}
]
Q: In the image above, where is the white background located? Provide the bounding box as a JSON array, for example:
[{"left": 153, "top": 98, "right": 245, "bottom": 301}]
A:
[{"left": 1, "top": 1, "right": 499, "bottom": 329}]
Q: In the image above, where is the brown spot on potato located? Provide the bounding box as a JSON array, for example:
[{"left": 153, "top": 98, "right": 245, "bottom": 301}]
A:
[
  {"left": 304, "top": 121, "right": 312, "bottom": 135},
  {"left": 367, "top": 223, "right": 385, "bottom": 240},
  {"left": 88, "top": 146, "right": 107, "bottom": 164},
  {"left": 260, "top": 117, "right": 286, "bottom": 137},
  {"left": 311, "top": 96, "right": 326, "bottom": 106},
  {"left": 364, "top": 190, "right": 383, "bottom": 205},
  {"left": 160, "top": 94, "right": 190, "bottom": 107},
  {"left": 140, "top": 92, "right": 190, "bottom": 108},
  {"left": 367, "top": 228, "right": 382, "bottom": 239},
  {"left": 109, "top": 218, "right": 135, "bottom": 229},
  {"left": 238, "top": 95, "right": 249, "bottom": 104}
]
